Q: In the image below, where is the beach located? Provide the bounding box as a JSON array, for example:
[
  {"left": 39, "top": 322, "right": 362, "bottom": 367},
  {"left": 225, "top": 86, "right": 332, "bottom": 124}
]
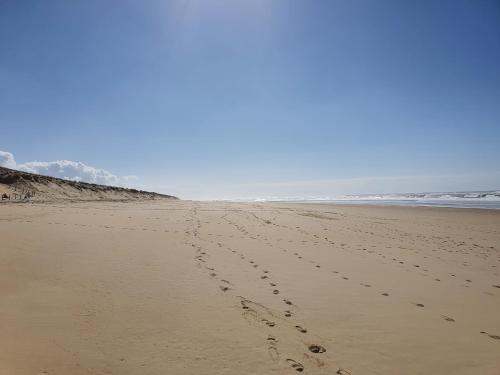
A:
[{"left": 1, "top": 200, "right": 499, "bottom": 374}]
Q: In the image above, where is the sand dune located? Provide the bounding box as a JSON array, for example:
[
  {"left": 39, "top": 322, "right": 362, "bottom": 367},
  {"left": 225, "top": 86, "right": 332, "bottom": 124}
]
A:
[
  {"left": 0, "top": 166, "right": 177, "bottom": 202},
  {"left": 1, "top": 201, "right": 499, "bottom": 374}
]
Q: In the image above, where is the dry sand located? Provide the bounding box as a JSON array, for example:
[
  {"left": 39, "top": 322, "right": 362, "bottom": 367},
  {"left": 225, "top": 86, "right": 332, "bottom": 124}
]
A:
[{"left": 1, "top": 200, "right": 499, "bottom": 374}]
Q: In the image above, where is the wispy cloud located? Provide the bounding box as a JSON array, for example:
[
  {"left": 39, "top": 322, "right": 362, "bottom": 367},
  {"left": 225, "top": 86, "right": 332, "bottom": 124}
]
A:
[{"left": 0, "top": 150, "right": 138, "bottom": 187}]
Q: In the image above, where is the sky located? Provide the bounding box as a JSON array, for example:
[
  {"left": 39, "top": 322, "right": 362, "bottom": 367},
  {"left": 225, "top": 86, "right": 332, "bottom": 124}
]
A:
[{"left": 1, "top": 0, "right": 499, "bottom": 200}]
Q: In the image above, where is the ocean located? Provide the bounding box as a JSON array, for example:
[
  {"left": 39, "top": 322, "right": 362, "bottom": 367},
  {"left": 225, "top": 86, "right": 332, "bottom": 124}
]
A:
[{"left": 239, "top": 191, "right": 500, "bottom": 209}]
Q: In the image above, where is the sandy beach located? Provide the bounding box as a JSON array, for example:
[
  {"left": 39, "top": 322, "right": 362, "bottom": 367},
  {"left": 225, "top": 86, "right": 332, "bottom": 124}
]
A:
[{"left": 1, "top": 200, "right": 499, "bottom": 374}]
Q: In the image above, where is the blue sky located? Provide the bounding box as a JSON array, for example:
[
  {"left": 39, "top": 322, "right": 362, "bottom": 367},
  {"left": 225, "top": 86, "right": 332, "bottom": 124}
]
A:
[{"left": 1, "top": 0, "right": 499, "bottom": 199}]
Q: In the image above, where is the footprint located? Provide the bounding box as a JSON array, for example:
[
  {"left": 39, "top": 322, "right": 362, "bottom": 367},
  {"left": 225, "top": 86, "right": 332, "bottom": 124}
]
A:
[
  {"left": 240, "top": 298, "right": 279, "bottom": 329},
  {"left": 284, "top": 310, "right": 292, "bottom": 317},
  {"left": 441, "top": 315, "right": 455, "bottom": 322},
  {"left": 270, "top": 283, "right": 277, "bottom": 287},
  {"left": 308, "top": 344, "right": 326, "bottom": 353},
  {"left": 381, "top": 292, "right": 389, "bottom": 296},
  {"left": 480, "top": 331, "right": 500, "bottom": 340},
  {"left": 295, "top": 325, "right": 307, "bottom": 333},
  {"left": 273, "top": 289, "right": 280, "bottom": 295},
  {"left": 261, "top": 275, "right": 269, "bottom": 279},
  {"left": 267, "top": 335, "right": 280, "bottom": 362},
  {"left": 414, "top": 303, "right": 425, "bottom": 308},
  {"left": 219, "top": 286, "right": 230, "bottom": 292},
  {"left": 283, "top": 299, "right": 293, "bottom": 306},
  {"left": 286, "top": 359, "right": 304, "bottom": 372}
]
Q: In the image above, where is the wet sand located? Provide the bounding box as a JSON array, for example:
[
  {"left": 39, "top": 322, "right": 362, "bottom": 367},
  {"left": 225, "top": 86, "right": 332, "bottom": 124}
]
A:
[{"left": 1, "top": 201, "right": 499, "bottom": 374}]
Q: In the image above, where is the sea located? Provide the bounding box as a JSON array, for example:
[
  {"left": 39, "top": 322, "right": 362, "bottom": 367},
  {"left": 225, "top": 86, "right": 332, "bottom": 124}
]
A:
[{"left": 237, "top": 191, "right": 500, "bottom": 210}]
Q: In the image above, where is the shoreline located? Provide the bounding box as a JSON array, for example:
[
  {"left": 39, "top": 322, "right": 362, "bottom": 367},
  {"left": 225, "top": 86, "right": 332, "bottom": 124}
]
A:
[
  {"left": 267, "top": 200, "right": 500, "bottom": 213},
  {"left": 212, "top": 199, "right": 500, "bottom": 212},
  {"left": 3, "top": 198, "right": 500, "bottom": 212}
]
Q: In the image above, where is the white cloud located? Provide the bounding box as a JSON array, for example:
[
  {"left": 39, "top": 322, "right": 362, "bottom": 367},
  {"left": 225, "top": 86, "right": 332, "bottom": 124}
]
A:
[
  {"left": 0, "top": 150, "right": 17, "bottom": 169},
  {"left": 0, "top": 150, "right": 138, "bottom": 187}
]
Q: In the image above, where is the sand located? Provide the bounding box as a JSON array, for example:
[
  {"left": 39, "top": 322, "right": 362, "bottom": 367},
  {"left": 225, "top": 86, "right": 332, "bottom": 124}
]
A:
[
  {"left": 1, "top": 200, "right": 499, "bottom": 374},
  {"left": 0, "top": 166, "right": 177, "bottom": 202}
]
